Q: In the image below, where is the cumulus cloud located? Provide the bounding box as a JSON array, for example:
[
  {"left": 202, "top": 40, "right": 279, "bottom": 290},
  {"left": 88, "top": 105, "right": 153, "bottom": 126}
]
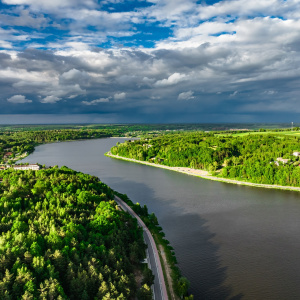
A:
[
  {"left": 155, "top": 73, "right": 186, "bottom": 87},
  {"left": 40, "top": 96, "right": 61, "bottom": 103},
  {"left": 178, "top": 91, "right": 195, "bottom": 101},
  {"left": 59, "top": 69, "right": 90, "bottom": 85},
  {"left": 82, "top": 97, "right": 110, "bottom": 105},
  {"left": 60, "top": 69, "right": 88, "bottom": 81},
  {"left": 0, "top": 9, "right": 49, "bottom": 29},
  {"left": 114, "top": 92, "right": 126, "bottom": 101},
  {"left": 7, "top": 95, "right": 32, "bottom": 103},
  {"left": 2, "top": 0, "right": 96, "bottom": 10}
]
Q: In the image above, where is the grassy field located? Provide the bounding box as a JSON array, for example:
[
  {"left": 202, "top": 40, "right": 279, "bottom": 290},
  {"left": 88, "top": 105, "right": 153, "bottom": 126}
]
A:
[{"left": 216, "top": 130, "right": 300, "bottom": 137}]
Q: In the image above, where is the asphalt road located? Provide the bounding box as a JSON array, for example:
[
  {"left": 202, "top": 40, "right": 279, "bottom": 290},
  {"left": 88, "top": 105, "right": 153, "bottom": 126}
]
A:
[{"left": 114, "top": 195, "right": 168, "bottom": 300}]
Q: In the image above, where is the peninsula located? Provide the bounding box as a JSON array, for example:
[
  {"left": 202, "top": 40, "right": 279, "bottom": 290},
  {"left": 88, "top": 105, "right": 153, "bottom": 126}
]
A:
[{"left": 108, "top": 129, "right": 300, "bottom": 192}]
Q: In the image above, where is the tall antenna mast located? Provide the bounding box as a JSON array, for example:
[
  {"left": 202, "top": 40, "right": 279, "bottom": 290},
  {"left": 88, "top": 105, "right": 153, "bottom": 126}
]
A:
[{"left": 292, "top": 122, "right": 293, "bottom": 131}]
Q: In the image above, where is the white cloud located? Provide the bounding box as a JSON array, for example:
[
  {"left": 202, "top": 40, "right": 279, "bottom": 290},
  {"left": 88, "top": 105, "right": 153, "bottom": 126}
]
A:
[
  {"left": 40, "top": 95, "right": 61, "bottom": 103},
  {"left": 60, "top": 69, "right": 90, "bottom": 85},
  {"left": 155, "top": 73, "right": 186, "bottom": 87},
  {"left": 230, "top": 91, "right": 238, "bottom": 97},
  {"left": 7, "top": 94, "right": 32, "bottom": 103},
  {"left": 114, "top": 92, "right": 126, "bottom": 100},
  {"left": 68, "top": 94, "right": 78, "bottom": 99},
  {"left": 39, "top": 84, "right": 86, "bottom": 99},
  {"left": 178, "top": 91, "right": 194, "bottom": 101},
  {"left": 60, "top": 69, "right": 84, "bottom": 80},
  {"left": 145, "top": 0, "right": 197, "bottom": 28},
  {"left": 0, "top": 9, "right": 49, "bottom": 29},
  {"left": 82, "top": 97, "right": 110, "bottom": 105},
  {"left": 196, "top": 0, "right": 292, "bottom": 21},
  {"left": 263, "top": 90, "right": 277, "bottom": 95},
  {"left": 2, "top": 0, "right": 96, "bottom": 10}
]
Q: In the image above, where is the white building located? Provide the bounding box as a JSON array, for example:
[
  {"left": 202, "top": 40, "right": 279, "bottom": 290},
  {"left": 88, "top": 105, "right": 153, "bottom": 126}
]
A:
[
  {"left": 275, "top": 158, "right": 290, "bottom": 166},
  {"left": 293, "top": 151, "right": 300, "bottom": 157},
  {"left": 13, "top": 164, "right": 40, "bottom": 170}
]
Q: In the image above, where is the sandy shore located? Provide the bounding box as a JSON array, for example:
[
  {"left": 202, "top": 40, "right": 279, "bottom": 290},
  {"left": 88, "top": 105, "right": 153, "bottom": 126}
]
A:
[{"left": 106, "top": 152, "right": 300, "bottom": 192}]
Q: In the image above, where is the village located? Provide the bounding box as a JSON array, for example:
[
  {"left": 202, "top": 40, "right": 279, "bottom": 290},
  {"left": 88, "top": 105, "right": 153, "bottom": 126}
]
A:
[{"left": 0, "top": 149, "right": 40, "bottom": 171}]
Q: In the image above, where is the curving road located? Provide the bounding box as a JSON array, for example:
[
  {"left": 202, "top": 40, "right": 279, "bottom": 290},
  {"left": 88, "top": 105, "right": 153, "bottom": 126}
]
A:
[{"left": 114, "top": 195, "right": 168, "bottom": 300}]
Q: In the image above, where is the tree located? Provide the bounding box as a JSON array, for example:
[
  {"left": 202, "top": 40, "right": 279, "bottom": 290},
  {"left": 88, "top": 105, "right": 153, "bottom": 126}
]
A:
[
  {"left": 142, "top": 268, "right": 154, "bottom": 286},
  {"left": 137, "top": 284, "right": 152, "bottom": 300},
  {"left": 176, "top": 277, "right": 190, "bottom": 299}
]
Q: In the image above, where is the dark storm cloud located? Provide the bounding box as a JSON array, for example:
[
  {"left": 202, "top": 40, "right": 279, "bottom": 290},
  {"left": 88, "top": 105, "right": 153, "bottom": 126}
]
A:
[{"left": 1, "top": 0, "right": 300, "bottom": 122}]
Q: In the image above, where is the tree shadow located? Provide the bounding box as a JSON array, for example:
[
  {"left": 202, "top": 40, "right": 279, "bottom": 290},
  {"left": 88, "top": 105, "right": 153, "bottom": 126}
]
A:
[{"left": 162, "top": 213, "right": 244, "bottom": 300}]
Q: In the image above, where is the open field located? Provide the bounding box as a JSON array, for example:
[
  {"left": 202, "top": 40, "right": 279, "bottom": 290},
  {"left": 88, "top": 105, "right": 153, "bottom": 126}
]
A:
[{"left": 216, "top": 130, "right": 300, "bottom": 137}]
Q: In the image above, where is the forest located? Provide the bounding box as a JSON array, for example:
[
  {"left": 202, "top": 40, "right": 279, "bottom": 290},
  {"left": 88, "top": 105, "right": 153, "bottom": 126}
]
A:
[
  {"left": 0, "top": 124, "right": 223, "bottom": 164},
  {"left": 0, "top": 167, "right": 151, "bottom": 299},
  {"left": 0, "top": 129, "right": 115, "bottom": 165},
  {"left": 1, "top": 124, "right": 296, "bottom": 165},
  {"left": 110, "top": 131, "right": 300, "bottom": 187}
]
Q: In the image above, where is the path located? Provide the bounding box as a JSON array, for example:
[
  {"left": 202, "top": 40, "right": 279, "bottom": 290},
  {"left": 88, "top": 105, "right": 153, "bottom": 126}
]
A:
[{"left": 158, "top": 245, "right": 177, "bottom": 300}]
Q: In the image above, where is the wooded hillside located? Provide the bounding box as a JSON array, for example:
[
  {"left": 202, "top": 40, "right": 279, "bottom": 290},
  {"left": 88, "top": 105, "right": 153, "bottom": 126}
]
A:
[
  {"left": 0, "top": 167, "right": 147, "bottom": 299},
  {"left": 111, "top": 132, "right": 300, "bottom": 186}
]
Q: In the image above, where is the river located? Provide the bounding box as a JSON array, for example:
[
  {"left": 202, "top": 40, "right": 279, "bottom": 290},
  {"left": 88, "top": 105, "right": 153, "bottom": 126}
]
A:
[{"left": 22, "top": 138, "right": 300, "bottom": 300}]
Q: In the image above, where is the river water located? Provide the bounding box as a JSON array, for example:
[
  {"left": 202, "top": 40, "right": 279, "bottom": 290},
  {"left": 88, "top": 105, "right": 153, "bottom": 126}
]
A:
[{"left": 22, "top": 138, "right": 300, "bottom": 300}]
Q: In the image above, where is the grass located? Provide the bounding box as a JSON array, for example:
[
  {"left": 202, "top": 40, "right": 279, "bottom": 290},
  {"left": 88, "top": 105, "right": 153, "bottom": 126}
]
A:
[{"left": 216, "top": 130, "right": 300, "bottom": 137}]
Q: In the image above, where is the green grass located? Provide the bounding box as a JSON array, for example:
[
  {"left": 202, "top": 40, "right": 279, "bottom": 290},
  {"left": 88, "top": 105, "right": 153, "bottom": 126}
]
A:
[{"left": 216, "top": 130, "right": 300, "bottom": 137}]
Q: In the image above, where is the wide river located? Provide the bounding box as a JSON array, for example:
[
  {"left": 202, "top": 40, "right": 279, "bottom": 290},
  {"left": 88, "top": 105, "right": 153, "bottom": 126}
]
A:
[{"left": 22, "top": 138, "right": 300, "bottom": 299}]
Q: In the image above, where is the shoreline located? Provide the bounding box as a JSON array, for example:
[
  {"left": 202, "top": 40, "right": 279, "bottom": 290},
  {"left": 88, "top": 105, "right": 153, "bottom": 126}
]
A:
[
  {"left": 114, "top": 195, "right": 168, "bottom": 300},
  {"left": 105, "top": 152, "right": 300, "bottom": 192}
]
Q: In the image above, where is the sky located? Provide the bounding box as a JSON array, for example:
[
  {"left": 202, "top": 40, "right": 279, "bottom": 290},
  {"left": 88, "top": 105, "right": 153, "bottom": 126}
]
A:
[{"left": 1, "top": 0, "right": 300, "bottom": 124}]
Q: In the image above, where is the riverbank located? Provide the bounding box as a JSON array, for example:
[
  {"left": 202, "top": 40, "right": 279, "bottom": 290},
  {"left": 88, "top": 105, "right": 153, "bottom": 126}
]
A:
[
  {"left": 114, "top": 192, "right": 192, "bottom": 300},
  {"left": 105, "top": 152, "right": 300, "bottom": 192},
  {"left": 114, "top": 195, "right": 168, "bottom": 300}
]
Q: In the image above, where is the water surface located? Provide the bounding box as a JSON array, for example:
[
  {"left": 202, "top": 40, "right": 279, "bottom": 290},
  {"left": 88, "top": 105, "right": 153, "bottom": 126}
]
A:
[{"left": 22, "top": 138, "right": 300, "bottom": 299}]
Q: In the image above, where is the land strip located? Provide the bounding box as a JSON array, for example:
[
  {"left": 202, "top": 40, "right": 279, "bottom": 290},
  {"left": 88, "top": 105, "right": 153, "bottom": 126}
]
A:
[
  {"left": 114, "top": 195, "right": 169, "bottom": 300},
  {"left": 158, "top": 245, "right": 178, "bottom": 300},
  {"left": 106, "top": 152, "right": 300, "bottom": 192}
]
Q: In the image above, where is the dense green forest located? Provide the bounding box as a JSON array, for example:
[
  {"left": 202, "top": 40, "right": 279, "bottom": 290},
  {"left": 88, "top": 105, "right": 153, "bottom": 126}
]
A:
[
  {"left": 0, "top": 167, "right": 150, "bottom": 299},
  {"left": 1, "top": 123, "right": 289, "bottom": 133},
  {"left": 0, "top": 123, "right": 296, "bottom": 165},
  {"left": 0, "top": 124, "right": 245, "bottom": 164},
  {"left": 111, "top": 131, "right": 300, "bottom": 187},
  {"left": 0, "top": 129, "right": 115, "bottom": 164}
]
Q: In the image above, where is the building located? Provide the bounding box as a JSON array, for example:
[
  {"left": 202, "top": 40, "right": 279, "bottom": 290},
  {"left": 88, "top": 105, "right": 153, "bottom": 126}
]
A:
[
  {"left": 143, "top": 144, "right": 152, "bottom": 148},
  {"left": 13, "top": 164, "right": 40, "bottom": 170},
  {"left": 293, "top": 151, "right": 300, "bottom": 157},
  {"left": 275, "top": 158, "right": 290, "bottom": 166},
  {"left": 4, "top": 152, "right": 13, "bottom": 158}
]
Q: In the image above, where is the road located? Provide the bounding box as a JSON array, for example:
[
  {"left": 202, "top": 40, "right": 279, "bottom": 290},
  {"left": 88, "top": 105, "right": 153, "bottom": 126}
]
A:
[{"left": 114, "top": 195, "right": 168, "bottom": 300}]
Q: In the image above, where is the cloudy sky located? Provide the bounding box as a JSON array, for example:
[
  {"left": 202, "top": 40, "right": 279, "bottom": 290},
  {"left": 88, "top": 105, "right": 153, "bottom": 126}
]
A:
[{"left": 1, "top": 0, "right": 300, "bottom": 124}]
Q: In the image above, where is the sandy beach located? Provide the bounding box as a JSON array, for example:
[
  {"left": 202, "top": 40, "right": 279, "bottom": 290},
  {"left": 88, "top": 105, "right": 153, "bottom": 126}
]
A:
[{"left": 106, "top": 152, "right": 300, "bottom": 192}]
